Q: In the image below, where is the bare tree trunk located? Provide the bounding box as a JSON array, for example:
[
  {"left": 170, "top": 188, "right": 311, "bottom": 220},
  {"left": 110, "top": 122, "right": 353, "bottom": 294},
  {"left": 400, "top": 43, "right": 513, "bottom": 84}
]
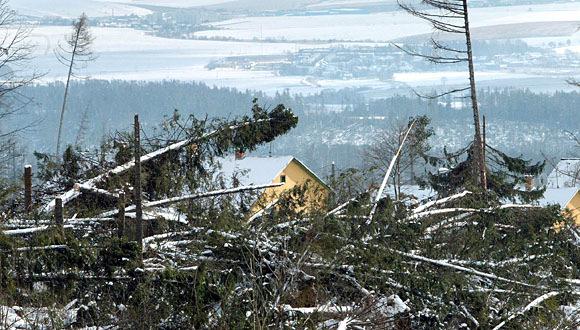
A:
[
  {"left": 395, "top": 160, "right": 401, "bottom": 200},
  {"left": 463, "top": 0, "right": 487, "bottom": 190},
  {"left": 24, "top": 165, "right": 32, "bottom": 213},
  {"left": 55, "top": 35, "right": 79, "bottom": 158},
  {"left": 54, "top": 197, "right": 63, "bottom": 234},
  {"left": 117, "top": 192, "right": 125, "bottom": 238},
  {"left": 134, "top": 115, "right": 143, "bottom": 258},
  {"left": 55, "top": 14, "right": 94, "bottom": 158},
  {"left": 483, "top": 115, "right": 487, "bottom": 167}
]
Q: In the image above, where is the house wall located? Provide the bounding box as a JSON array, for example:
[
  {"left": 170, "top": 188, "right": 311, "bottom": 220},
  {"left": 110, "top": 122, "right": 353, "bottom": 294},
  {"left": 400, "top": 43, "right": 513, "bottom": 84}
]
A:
[
  {"left": 251, "top": 159, "right": 330, "bottom": 215},
  {"left": 565, "top": 192, "right": 580, "bottom": 226}
]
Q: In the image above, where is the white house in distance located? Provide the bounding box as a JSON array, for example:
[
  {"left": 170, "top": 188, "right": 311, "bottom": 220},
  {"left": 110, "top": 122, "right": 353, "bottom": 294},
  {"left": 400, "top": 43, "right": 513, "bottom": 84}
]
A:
[{"left": 540, "top": 158, "right": 580, "bottom": 225}]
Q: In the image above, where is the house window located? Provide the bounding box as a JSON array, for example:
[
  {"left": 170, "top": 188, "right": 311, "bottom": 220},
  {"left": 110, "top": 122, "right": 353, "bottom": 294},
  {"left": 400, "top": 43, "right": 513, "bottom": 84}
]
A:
[{"left": 280, "top": 175, "right": 286, "bottom": 183}]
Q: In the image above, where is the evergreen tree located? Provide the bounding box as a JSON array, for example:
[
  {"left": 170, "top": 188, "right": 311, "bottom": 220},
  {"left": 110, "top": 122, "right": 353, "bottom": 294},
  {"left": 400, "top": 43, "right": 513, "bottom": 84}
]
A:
[{"left": 426, "top": 142, "right": 545, "bottom": 203}]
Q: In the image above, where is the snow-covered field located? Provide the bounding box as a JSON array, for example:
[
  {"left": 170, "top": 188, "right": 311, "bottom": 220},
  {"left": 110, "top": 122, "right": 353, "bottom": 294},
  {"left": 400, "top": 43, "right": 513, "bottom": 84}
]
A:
[
  {"left": 392, "top": 71, "right": 535, "bottom": 87},
  {"left": 11, "top": 0, "right": 152, "bottom": 18},
  {"left": 25, "top": 24, "right": 576, "bottom": 95},
  {"left": 28, "top": 26, "right": 350, "bottom": 93},
  {"left": 98, "top": 0, "right": 236, "bottom": 8},
  {"left": 18, "top": 1, "right": 580, "bottom": 95},
  {"left": 196, "top": 11, "right": 430, "bottom": 41},
  {"left": 307, "top": 0, "right": 397, "bottom": 9},
  {"left": 195, "top": 2, "right": 580, "bottom": 41}
]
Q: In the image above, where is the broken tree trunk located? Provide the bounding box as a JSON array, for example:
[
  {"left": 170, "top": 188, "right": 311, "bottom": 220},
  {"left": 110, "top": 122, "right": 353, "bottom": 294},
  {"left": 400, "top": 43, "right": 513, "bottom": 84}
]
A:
[
  {"left": 117, "top": 192, "right": 125, "bottom": 238},
  {"left": 99, "top": 182, "right": 284, "bottom": 218},
  {"left": 134, "top": 114, "right": 143, "bottom": 254},
  {"left": 24, "top": 165, "right": 32, "bottom": 213},
  {"left": 367, "top": 119, "right": 417, "bottom": 223},
  {"left": 42, "top": 118, "right": 271, "bottom": 213},
  {"left": 463, "top": 0, "right": 487, "bottom": 191},
  {"left": 54, "top": 197, "right": 64, "bottom": 234}
]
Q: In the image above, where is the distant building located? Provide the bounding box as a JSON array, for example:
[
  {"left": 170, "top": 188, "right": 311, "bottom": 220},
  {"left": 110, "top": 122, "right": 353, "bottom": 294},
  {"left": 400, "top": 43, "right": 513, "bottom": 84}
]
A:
[
  {"left": 547, "top": 158, "right": 580, "bottom": 188},
  {"left": 539, "top": 187, "right": 580, "bottom": 226},
  {"left": 541, "top": 158, "right": 580, "bottom": 225},
  {"left": 217, "top": 155, "right": 331, "bottom": 217}
]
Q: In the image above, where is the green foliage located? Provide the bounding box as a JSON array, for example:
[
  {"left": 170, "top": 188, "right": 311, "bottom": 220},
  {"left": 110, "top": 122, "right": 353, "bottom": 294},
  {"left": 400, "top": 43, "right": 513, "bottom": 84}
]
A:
[
  {"left": 97, "top": 238, "right": 140, "bottom": 276},
  {"left": 427, "top": 143, "right": 546, "bottom": 202}
]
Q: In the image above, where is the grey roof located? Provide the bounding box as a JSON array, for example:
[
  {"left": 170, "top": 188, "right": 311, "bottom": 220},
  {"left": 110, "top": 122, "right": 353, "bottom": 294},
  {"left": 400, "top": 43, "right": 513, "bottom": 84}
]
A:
[
  {"left": 539, "top": 187, "right": 579, "bottom": 209},
  {"left": 217, "top": 155, "right": 295, "bottom": 186},
  {"left": 547, "top": 158, "right": 580, "bottom": 189}
]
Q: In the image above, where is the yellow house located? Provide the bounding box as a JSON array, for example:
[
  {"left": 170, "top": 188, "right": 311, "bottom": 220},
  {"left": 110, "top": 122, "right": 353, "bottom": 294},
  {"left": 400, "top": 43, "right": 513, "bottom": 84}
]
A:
[
  {"left": 543, "top": 158, "right": 580, "bottom": 225},
  {"left": 540, "top": 188, "right": 580, "bottom": 226},
  {"left": 218, "top": 155, "right": 331, "bottom": 217}
]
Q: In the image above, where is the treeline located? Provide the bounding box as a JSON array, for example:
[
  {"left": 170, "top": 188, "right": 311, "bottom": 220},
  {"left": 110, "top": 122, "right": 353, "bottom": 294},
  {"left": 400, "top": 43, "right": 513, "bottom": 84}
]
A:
[
  {"left": 14, "top": 80, "right": 580, "bottom": 172},
  {"left": 313, "top": 88, "right": 579, "bottom": 130},
  {"left": 17, "top": 80, "right": 303, "bottom": 153}
]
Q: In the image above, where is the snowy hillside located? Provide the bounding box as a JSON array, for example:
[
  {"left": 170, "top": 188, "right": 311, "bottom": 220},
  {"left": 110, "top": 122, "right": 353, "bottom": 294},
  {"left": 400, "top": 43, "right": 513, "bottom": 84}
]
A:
[
  {"left": 98, "top": 0, "right": 236, "bottom": 8},
  {"left": 10, "top": 0, "right": 151, "bottom": 18},
  {"left": 195, "top": 2, "right": 580, "bottom": 41}
]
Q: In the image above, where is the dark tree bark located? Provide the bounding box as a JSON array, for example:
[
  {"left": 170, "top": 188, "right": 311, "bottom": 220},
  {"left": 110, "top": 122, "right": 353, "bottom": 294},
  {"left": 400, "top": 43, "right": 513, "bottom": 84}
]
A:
[
  {"left": 134, "top": 115, "right": 143, "bottom": 256},
  {"left": 397, "top": 0, "right": 487, "bottom": 189}
]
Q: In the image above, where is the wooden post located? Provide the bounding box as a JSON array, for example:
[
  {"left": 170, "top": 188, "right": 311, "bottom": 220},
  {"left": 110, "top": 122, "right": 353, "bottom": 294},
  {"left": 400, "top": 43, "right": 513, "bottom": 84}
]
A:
[
  {"left": 117, "top": 192, "right": 125, "bottom": 238},
  {"left": 24, "top": 165, "right": 32, "bottom": 213},
  {"left": 134, "top": 115, "right": 143, "bottom": 254},
  {"left": 331, "top": 161, "right": 336, "bottom": 181},
  {"left": 55, "top": 197, "right": 63, "bottom": 232},
  {"left": 483, "top": 115, "right": 487, "bottom": 165}
]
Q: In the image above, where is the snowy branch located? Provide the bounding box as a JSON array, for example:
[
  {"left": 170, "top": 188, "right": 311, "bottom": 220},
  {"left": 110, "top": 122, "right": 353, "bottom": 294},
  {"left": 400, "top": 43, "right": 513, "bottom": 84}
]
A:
[
  {"left": 410, "top": 204, "right": 540, "bottom": 220},
  {"left": 99, "top": 183, "right": 284, "bottom": 217},
  {"left": 413, "top": 190, "right": 472, "bottom": 214},
  {"left": 42, "top": 118, "right": 271, "bottom": 213},
  {"left": 492, "top": 291, "right": 560, "bottom": 330},
  {"left": 3, "top": 225, "right": 74, "bottom": 236},
  {"left": 392, "top": 250, "right": 540, "bottom": 288}
]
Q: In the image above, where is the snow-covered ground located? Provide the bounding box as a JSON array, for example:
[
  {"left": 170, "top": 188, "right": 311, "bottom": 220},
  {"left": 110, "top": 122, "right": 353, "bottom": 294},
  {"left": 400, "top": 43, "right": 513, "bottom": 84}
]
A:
[
  {"left": 11, "top": 0, "right": 152, "bottom": 18},
  {"left": 392, "top": 71, "right": 535, "bottom": 87},
  {"left": 194, "top": 2, "right": 580, "bottom": 41},
  {"left": 196, "top": 11, "right": 430, "bottom": 41},
  {"left": 18, "top": 1, "right": 580, "bottom": 95},
  {"left": 98, "top": 0, "right": 236, "bottom": 8},
  {"left": 307, "top": 0, "right": 396, "bottom": 9},
  {"left": 28, "top": 26, "right": 329, "bottom": 88},
  {"left": 25, "top": 25, "right": 575, "bottom": 95},
  {"left": 26, "top": 27, "right": 412, "bottom": 94}
]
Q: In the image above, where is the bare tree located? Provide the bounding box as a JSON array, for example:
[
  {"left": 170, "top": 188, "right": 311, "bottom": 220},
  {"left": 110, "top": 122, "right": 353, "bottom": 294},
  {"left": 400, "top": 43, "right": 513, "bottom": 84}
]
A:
[
  {"left": 364, "top": 116, "right": 433, "bottom": 200},
  {"left": 55, "top": 13, "right": 95, "bottom": 158},
  {"left": 0, "top": 0, "right": 41, "bottom": 177},
  {"left": 396, "top": 0, "right": 487, "bottom": 190}
]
